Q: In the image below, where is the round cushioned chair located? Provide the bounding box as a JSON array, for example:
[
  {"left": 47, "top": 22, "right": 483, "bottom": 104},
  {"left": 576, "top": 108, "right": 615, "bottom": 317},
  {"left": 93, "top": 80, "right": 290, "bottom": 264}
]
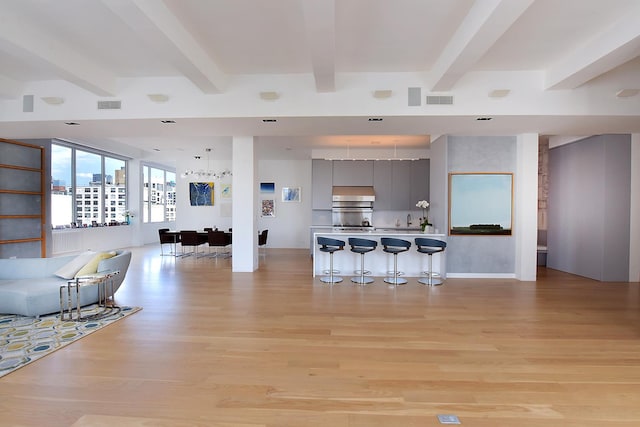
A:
[
  {"left": 414, "top": 237, "right": 446, "bottom": 286},
  {"left": 317, "top": 236, "right": 346, "bottom": 283},
  {"left": 348, "top": 237, "right": 378, "bottom": 285},
  {"left": 381, "top": 237, "right": 411, "bottom": 285}
]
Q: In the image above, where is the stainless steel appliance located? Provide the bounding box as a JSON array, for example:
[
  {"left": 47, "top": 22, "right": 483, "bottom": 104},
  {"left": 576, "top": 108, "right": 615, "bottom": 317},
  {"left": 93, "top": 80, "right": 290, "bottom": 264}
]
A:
[{"left": 331, "top": 186, "right": 375, "bottom": 229}]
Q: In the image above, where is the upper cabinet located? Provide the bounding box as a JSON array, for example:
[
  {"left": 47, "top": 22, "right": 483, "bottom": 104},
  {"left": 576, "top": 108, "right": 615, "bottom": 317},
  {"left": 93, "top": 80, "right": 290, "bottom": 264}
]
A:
[
  {"left": 311, "top": 159, "right": 333, "bottom": 210},
  {"left": 312, "top": 159, "right": 430, "bottom": 211},
  {"left": 410, "top": 159, "right": 430, "bottom": 205},
  {"left": 332, "top": 160, "right": 373, "bottom": 186},
  {"left": 372, "top": 161, "right": 392, "bottom": 210}
]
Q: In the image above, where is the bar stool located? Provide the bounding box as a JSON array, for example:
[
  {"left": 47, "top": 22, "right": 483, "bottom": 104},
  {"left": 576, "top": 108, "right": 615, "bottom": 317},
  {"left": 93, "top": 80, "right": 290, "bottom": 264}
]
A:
[
  {"left": 415, "top": 237, "right": 446, "bottom": 286},
  {"left": 381, "top": 237, "right": 411, "bottom": 285},
  {"left": 317, "top": 237, "right": 345, "bottom": 283},
  {"left": 348, "top": 237, "right": 378, "bottom": 285}
]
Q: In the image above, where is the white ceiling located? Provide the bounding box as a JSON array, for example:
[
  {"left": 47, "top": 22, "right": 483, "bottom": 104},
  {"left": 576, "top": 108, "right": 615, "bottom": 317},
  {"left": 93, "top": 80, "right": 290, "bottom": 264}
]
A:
[{"left": 1, "top": 0, "right": 639, "bottom": 162}]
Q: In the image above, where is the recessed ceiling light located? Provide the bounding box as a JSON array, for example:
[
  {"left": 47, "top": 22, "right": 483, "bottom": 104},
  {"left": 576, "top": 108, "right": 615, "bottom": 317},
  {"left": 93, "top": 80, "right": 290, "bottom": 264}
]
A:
[
  {"left": 476, "top": 117, "right": 493, "bottom": 121},
  {"left": 41, "top": 96, "right": 64, "bottom": 105},
  {"left": 262, "top": 119, "right": 277, "bottom": 123},
  {"left": 161, "top": 120, "right": 175, "bottom": 124},
  {"left": 64, "top": 122, "right": 79, "bottom": 125},
  {"left": 616, "top": 89, "right": 639, "bottom": 98},
  {"left": 488, "top": 89, "right": 510, "bottom": 98},
  {"left": 148, "top": 94, "right": 170, "bottom": 103},
  {"left": 368, "top": 117, "right": 383, "bottom": 122},
  {"left": 373, "top": 90, "right": 392, "bottom": 99},
  {"left": 259, "top": 91, "right": 280, "bottom": 101}
]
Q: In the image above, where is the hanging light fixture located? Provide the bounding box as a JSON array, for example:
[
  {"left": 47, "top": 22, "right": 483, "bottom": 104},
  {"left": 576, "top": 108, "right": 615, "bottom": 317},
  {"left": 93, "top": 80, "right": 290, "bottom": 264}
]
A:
[{"left": 181, "top": 148, "right": 232, "bottom": 179}]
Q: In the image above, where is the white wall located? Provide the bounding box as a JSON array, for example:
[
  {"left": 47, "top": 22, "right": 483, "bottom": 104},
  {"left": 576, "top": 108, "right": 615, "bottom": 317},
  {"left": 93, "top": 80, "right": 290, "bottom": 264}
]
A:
[{"left": 257, "top": 159, "right": 313, "bottom": 248}]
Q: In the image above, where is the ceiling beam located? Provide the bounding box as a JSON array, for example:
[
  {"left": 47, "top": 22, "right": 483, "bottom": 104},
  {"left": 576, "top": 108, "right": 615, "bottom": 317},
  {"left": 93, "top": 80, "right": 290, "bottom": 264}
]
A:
[
  {"left": 429, "top": 0, "right": 534, "bottom": 92},
  {"left": 545, "top": 5, "right": 640, "bottom": 90},
  {"left": 104, "top": 0, "right": 227, "bottom": 94},
  {"left": 300, "top": 0, "right": 336, "bottom": 92},
  {"left": 0, "top": 10, "right": 117, "bottom": 96}
]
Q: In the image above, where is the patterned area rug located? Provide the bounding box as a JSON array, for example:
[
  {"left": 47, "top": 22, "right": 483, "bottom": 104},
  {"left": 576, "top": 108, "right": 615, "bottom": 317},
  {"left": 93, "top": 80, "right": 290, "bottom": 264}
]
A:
[{"left": 0, "top": 305, "right": 141, "bottom": 378}]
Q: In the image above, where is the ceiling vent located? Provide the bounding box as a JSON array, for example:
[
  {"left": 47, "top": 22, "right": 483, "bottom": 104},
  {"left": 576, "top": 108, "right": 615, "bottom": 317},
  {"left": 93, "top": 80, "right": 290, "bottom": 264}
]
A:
[
  {"left": 97, "top": 100, "right": 122, "bottom": 110},
  {"left": 426, "top": 95, "right": 454, "bottom": 105}
]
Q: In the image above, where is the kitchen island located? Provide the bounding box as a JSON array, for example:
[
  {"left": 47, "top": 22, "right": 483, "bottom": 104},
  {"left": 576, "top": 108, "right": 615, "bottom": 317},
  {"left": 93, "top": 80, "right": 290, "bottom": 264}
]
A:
[{"left": 312, "top": 230, "right": 446, "bottom": 282}]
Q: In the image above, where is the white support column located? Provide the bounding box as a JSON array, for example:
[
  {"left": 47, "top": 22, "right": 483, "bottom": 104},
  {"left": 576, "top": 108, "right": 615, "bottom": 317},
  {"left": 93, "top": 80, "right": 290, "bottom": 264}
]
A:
[
  {"left": 630, "top": 134, "right": 640, "bottom": 282},
  {"left": 231, "top": 136, "right": 258, "bottom": 272},
  {"left": 515, "top": 133, "right": 539, "bottom": 281}
]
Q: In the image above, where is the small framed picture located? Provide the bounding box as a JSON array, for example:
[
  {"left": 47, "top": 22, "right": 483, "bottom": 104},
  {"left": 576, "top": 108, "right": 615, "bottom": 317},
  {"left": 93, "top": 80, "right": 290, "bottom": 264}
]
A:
[
  {"left": 282, "top": 187, "right": 301, "bottom": 202},
  {"left": 220, "top": 183, "right": 232, "bottom": 199},
  {"left": 260, "top": 182, "right": 275, "bottom": 193},
  {"left": 261, "top": 199, "right": 275, "bottom": 217}
]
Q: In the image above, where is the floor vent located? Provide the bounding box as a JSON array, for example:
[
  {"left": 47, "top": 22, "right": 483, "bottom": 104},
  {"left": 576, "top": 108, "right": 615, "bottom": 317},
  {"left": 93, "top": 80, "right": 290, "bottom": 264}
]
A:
[
  {"left": 97, "top": 100, "right": 122, "bottom": 110},
  {"left": 426, "top": 95, "right": 454, "bottom": 105}
]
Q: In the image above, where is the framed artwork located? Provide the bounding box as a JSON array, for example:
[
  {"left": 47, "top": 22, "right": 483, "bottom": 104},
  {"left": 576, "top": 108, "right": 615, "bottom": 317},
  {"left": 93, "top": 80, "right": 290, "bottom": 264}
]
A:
[
  {"left": 220, "top": 183, "right": 232, "bottom": 199},
  {"left": 282, "top": 186, "right": 301, "bottom": 202},
  {"left": 261, "top": 199, "right": 275, "bottom": 217},
  {"left": 260, "top": 182, "right": 275, "bottom": 193},
  {"left": 189, "top": 182, "right": 214, "bottom": 206},
  {"left": 449, "top": 172, "right": 513, "bottom": 235}
]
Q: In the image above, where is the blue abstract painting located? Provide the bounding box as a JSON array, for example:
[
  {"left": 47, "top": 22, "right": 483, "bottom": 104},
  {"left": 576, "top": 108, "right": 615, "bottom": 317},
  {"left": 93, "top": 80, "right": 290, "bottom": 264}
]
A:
[{"left": 189, "top": 182, "right": 214, "bottom": 206}]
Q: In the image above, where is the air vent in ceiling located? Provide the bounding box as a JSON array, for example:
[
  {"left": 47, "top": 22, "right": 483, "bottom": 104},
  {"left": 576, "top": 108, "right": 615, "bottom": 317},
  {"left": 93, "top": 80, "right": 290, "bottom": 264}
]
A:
[
  {"left": 426, "top": 95, "right": 454, "bottom": 105},
  {"left": 97, "top": 100, "right": 121, "bottom": 110}
]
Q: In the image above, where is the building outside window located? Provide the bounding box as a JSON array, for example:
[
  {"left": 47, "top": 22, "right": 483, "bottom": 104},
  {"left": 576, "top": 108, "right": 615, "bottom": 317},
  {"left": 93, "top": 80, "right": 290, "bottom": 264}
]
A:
[
  {"left": 51, "top": 141, "right": 128, "bottom": 228},
  {"left": 142, "top": 164, "right": 176, "bottom": 223}
]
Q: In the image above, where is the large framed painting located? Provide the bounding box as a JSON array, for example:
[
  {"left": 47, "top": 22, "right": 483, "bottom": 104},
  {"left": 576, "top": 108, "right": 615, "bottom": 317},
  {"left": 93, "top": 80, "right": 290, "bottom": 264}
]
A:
[
  {"left": 449, "top": 172, "right": 513, "bottom": 235},
  {"left": 189, "top": 182, "right": 214, "bottom": 206}
]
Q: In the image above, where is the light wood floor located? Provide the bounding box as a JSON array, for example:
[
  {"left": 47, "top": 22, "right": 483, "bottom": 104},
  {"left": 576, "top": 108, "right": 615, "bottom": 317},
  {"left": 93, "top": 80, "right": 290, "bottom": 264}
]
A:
[{"left": 2, "top": 245, "right": 640, "bottom": 427}]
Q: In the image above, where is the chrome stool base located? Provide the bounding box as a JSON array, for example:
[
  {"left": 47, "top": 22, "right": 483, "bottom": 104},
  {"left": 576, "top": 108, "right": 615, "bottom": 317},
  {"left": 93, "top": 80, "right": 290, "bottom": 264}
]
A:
[
  {"left": 384, "top": 277, "right": 408, "bottom": 285},
  {"left": 418, "top": 272, "right": 443, "bottom": 286},
  {"left": 351, "top": 276, "right": 375, "bottom": 285},
  {"left": 321, "top": 276, "right": 343, "bottom": 283}
]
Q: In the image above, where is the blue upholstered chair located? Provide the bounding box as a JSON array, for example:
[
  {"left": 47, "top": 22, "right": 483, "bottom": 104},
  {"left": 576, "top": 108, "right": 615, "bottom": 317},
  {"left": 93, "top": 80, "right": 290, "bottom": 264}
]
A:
[{"left": 381, "top": 237, "right": 411, "bottom": 285}]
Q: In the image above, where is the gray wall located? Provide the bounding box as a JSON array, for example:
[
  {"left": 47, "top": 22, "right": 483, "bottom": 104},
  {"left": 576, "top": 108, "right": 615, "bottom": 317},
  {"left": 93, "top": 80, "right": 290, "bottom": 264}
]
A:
[
  {"left": 446, "top": 136, "right": 517, "bottom": 275},
  {"left": 547, "top": 135, "right": 631, "bottom": 281}
]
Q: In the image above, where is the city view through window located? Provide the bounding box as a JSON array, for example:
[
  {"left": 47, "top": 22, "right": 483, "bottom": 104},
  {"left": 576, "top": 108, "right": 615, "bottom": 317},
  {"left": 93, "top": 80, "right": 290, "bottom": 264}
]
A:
[
  {"left": 51, "top": 143, "right": 177, "bottom": 228},
  {"left": 51, "top": 143, "right": 128, "bottom": 228}
]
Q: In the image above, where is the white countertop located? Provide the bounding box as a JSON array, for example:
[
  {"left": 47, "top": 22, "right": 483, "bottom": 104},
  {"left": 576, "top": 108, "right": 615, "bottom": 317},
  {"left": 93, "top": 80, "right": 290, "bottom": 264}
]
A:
[{"left": 314, "top": 229, "right": 445, "bottom": 237}]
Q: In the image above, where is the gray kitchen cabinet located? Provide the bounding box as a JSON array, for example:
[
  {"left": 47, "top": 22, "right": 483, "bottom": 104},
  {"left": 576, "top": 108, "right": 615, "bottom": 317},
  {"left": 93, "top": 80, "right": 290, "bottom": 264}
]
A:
[
  {"left": 372, "top": 161, "right": 392, "bottom": 210},
  {"left": 312, "top": 159, "right": 333, "bottom": 210},
  {"left": 391, "top": 160, "right": 412, "bottom": 209},
  {"left": 410, "top": 159, "right": 430, "bottom": 204},
  {"left": 332, "top": 160, "right": 373, "bottom": 186}
]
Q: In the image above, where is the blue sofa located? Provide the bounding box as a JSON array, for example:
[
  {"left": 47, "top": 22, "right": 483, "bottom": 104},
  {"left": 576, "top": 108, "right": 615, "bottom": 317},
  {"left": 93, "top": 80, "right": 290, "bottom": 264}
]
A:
[{"left": 0, "top": 250, "right": 131, "bottom": 317}]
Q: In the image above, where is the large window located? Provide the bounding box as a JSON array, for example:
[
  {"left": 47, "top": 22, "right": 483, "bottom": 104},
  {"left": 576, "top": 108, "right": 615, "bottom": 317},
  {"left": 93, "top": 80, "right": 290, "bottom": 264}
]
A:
[
  {"left": 51, "top": 141, "right": 128, "bottom": 228},
  {"left": 142, "top": 164, "right": 176, "bottom": 223}
]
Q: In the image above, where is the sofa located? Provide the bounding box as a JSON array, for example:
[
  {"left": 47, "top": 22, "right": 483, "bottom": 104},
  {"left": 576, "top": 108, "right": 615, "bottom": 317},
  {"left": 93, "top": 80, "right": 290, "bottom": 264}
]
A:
[{"left": 0, "top": 250, "right": 131, "bottom": 317}]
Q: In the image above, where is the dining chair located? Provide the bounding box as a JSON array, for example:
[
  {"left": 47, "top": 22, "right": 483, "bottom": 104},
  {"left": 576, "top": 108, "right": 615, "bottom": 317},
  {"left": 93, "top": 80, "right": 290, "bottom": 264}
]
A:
[
  {"left": 207, "top": 230, "right": 232, "bottom": 258},
  {"left": 158, "top": 228, "right": 179, "bottom": 256},
  {"left": 180, "top": 230, "right": 206, "bottom": 258},
  {"left": 258, "top": 229, "right": 268, "bottom": 257}
]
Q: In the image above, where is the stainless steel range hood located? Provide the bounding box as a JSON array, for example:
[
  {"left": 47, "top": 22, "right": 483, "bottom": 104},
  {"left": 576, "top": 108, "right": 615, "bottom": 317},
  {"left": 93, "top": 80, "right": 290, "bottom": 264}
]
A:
[{"left": 332, "top": 186, "right": 375, "bottom": 202}]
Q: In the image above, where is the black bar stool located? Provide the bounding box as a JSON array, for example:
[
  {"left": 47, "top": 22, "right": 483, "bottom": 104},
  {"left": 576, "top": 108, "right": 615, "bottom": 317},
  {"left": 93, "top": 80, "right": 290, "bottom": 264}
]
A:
[
  {"left": 381, "top": 237, "right": 411, "bottom": 285},
  {"left": 348, "top": 237, "right": 378, "bottom": 285},
  {"left": 317, "top": 237, "right": 345, "bottom": 283},
  {"left": 415, "top": 237, "right": 446, "bottom": 286}
]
